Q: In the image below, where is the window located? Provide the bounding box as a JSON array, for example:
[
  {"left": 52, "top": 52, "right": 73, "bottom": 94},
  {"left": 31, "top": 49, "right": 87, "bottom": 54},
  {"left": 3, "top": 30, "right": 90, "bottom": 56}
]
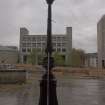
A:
[
  {"left": 32, "top": 43, "right": 36, "bottom": 47},
  {"left": 27, "top": 43, "right": 31, "bottom": 47},
  {"left": 42, "top": 43, "right": 46, "bottom": 48},
  {"left": 22, "top": 48, "right": 26, "bottom": 52},
  {"left": 53, "top": 48, "right": 56, "bottom": 52},
  {"left": 62, "top": 43, "right": 66, "bottom": 47},
  {"left": 53, "top": 43, "right": 56, "bottom": 47},
  {"left": 57, "top": 48, "right": 61, "bottom": 52},
  {"left": 42, "top": 37, "right": 46, "bottom": 41},
  {"left": 57, "top": 43, "right": 61, "bottom": 47},
  {"left": 32, "top": 37, "right": 36, "bottom": 41},
  {"left": 27, "top": 48, "right": 31, "bottom": 52},
  {"left": 23, "top": 55, "right": 27, "bottom": 64},
  {"left": 22, "top": 43, "right": 26, "bottom": 47},
  {"left": 102, "top": 60, "right": 105, "bottom": 68},
  {"left": 37, "top": 37, "right": 41, "bottom": 41},
  {"left": 22, "top": 36, "right": 28, "bottom": 41},
  {"left": 62, "top": 37, "right": 67, "bottom": 41},
  {"left": 37, "top": 43, "right": 41, "bottom": 47},
  {"left": 28, "top": 37, "right": 31, "bottom": 41},
  {"left": 62, "top": 48, "right": 66, "bottom": 52},
  {"left": 52, "top": 37, "right": 56, "bottom": 41}
]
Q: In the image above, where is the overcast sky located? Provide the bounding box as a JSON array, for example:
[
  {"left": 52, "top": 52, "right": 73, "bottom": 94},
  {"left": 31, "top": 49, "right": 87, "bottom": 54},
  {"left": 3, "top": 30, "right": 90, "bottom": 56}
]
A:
[{"left": 0, "top": 0, "right": 105, "bottom": 53}]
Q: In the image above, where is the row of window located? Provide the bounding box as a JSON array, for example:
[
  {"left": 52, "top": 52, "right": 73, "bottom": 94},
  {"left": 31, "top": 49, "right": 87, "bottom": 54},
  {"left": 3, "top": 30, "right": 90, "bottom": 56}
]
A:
[
  {"left": 22, "top": 48, "right": 66, "bottom": 53},
  {"left": 22, "top": 43, "right": 66, "bottom": 47},
  {"left": 22, "top": 43, "right": 46, "bottom": 47},
  {"left": 22, "top": 36, "right": 67, "bottom": 42},
  {"left": 22, "top": 48, "right": 43, "bottom": 53}
]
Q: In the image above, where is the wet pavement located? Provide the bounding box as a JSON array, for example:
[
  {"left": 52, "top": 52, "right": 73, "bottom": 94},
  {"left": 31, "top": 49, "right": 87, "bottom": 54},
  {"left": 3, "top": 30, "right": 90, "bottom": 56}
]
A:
[
  {"left": 1, "top": 78, "right": 105, "bottom": 105},
  {"left": 57, "top": 79, "right": 105, "bottom": 105}
]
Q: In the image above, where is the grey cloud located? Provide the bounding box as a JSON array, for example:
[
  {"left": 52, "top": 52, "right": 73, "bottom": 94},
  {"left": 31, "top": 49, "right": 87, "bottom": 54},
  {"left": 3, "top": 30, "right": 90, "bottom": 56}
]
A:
[{"left": 0, "top": 0, "right": 104, "bottom": 52}]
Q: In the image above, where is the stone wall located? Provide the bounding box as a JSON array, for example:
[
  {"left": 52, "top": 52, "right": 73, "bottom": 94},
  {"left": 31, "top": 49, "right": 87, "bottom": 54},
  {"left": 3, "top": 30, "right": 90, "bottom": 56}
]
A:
[{"left": 0, "top": 70, "right": 26, "bottom": 84}]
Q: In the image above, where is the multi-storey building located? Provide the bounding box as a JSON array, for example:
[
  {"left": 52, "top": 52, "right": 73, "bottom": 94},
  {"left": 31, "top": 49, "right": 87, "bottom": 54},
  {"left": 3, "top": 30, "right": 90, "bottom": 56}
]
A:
[
  {"left": 19, "top": 27, "right": 72, "bottom": 64},
  {"left": 0, "top": 46, "right": 18, "bottom": 64},
  {"left": 97, "top": 15, "right": 105, "bottom": 68},
  {"left": 85, "top": 53, "right": 98, "bottom": 68}
]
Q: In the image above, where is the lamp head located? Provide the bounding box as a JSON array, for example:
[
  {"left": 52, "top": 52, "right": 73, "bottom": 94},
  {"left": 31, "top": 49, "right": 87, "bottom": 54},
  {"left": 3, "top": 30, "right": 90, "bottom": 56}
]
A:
[{"left": 46, "top": 0, "right": 55, "bottom": 5}]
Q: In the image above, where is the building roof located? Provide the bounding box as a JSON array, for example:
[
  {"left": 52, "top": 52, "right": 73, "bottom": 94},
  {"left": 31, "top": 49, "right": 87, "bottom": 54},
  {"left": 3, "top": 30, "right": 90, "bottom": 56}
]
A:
[
  {"left": 85, "top": 53, "right": 97, "bottom": 57},
  {"left": 0, "top": 46, "right": 18, "bottom": 51},
  {"left": 24, "top": 34, "right": 67, "bottom": 37}
]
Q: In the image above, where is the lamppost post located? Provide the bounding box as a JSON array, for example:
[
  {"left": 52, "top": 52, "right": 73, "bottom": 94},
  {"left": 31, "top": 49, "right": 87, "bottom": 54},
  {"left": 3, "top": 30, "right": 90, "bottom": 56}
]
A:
[
  {"left": 46, "top": 0, "right": 54, "bottom": 56},
  {"left": 38, "top": 0, "right": 58, "bottom": 105}
]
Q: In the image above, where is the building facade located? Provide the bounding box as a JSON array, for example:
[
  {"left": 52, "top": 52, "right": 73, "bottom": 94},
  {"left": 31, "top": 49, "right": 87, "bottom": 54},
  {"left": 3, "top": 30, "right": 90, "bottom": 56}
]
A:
[
  {"left": 0, "top": 46, "right": 18, "bottom": 64},
  {"left": 97, "top": 15, "right": 105, "bottom": 68},
  {"left": 85, "top": 53, "right": 98, "bottom": 68},
  {"left": 19, "top": 27, "right": 72, "bottom": 64}
]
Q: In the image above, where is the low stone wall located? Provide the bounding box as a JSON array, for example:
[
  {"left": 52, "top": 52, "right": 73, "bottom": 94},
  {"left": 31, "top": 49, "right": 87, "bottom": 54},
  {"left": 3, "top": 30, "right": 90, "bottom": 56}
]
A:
[
  {"left": 0, "top": 70, "right": 26, "bottom": 84},
  {"left": 53, "top": 67, "right": 105, "bottom": 78}
]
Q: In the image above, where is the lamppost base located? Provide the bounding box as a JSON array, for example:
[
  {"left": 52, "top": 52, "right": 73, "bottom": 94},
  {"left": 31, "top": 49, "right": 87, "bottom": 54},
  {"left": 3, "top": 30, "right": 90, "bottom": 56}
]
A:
[{"left": 39, "top": 73, "right": 58, "bottom": 105}]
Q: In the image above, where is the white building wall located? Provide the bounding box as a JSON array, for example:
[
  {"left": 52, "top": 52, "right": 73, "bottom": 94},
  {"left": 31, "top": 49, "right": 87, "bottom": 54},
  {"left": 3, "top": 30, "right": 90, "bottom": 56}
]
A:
[
  {"left": 19, "top": 27, "right": 72, "bottom": 64},
  {"left": 0, "top": 46, "right": 18, "bottom": 64},
  {"left": 85, "top": 53, "right": 97, "bottom": 68},
  {"left": 97, "top": 15, "right": 105, "bottom": 68}
]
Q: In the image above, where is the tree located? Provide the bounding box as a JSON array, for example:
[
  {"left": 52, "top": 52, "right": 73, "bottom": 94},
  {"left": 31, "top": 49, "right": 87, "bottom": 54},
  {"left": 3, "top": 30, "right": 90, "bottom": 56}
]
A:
[
  {"left": 53, "top": 52, "right": 65, "bottom": 66},
  {"left": 68, "top": 48, "right": 85, "bottom": 67},
  {"left": 27, "top": 48, "right": 45, "bottom": 65}
]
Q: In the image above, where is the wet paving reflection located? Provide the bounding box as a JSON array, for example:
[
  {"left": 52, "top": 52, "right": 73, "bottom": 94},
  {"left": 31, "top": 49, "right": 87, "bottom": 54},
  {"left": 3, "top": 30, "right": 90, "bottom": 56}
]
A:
[
  {"left": 0, "top": 79, "right": 105, "bottom": 105},
  {"left": 57, "top": 79, "right": 105, "bottom": 105}
]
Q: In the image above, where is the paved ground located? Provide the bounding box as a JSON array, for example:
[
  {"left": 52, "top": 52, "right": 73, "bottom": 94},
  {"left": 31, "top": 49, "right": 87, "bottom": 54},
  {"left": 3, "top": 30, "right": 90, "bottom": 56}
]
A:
[{"left": 0, "top": 73, "right": 105, "bottom": 105}]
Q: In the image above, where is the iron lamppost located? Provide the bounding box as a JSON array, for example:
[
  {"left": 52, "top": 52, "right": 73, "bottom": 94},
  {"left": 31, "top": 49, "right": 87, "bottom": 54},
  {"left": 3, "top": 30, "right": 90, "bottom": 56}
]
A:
[
  {"left": 39, "top": 0, "right": 58, "bottom": 105},
  {"left": 46, "top": 0, "right": 54, "bottom": 4}
]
